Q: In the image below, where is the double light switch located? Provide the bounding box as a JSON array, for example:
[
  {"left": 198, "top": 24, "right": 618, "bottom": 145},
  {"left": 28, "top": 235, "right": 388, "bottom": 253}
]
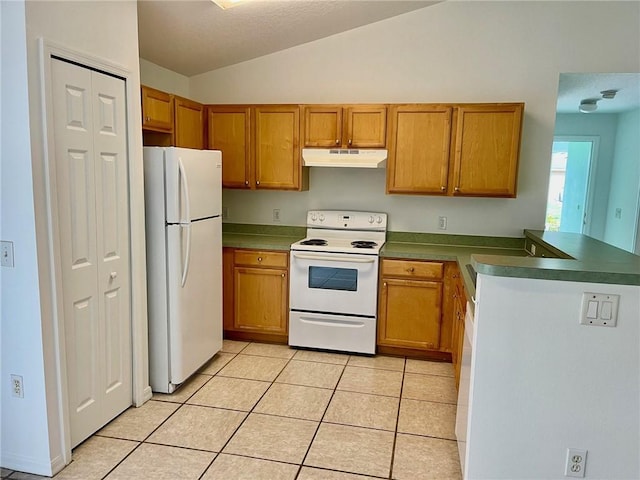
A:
[{"left": 580, "top": 293, "right": 619, "bottom": 327}]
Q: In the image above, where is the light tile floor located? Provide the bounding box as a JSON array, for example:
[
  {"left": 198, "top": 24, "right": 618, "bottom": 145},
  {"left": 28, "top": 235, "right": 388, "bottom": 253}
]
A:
[{"left": 2, "top": 340, "right": 462, "bottom": 480}]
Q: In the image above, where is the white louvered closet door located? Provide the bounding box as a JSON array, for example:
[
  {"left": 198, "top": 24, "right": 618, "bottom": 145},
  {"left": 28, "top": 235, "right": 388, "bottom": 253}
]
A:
[{"left": 51, "top": 58, "right": 132, "bottom": 447}]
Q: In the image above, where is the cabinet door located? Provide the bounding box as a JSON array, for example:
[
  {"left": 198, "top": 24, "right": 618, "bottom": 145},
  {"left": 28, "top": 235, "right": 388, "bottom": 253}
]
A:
[
  {"left": 254, "top": 105, "right": 301, "bottom": 190},
  {"left": 141, "top": 86, "right": 173, "bottom": 132},
  {"left": 346, "top": 106, "right": 387, "bottom": 148},
  {"left": 174, "top": 96, "right": 204, "bottom": 149},
  {"left": 451, "top": 103, "right": 523, "bottom": 197},
  {"left": 378, "top": 278, "right": 442, "bottom": 350},
  {"left": 386, "top": 105, "right": 453, "bottom": 194},
  {"left": 303, "top": 106, "right": 342, "bottom": 148},
  {"left": 208, "top": 106, "right": 251, "bottom": 188},
  {"left": 233, "top": 266, "right": 288, "bottom": 334}
]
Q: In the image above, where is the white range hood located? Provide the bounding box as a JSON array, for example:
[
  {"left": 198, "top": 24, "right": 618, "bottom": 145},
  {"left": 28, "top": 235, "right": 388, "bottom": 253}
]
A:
[{"left": 302, "top": 148, "right": 387, "bottom": 169}]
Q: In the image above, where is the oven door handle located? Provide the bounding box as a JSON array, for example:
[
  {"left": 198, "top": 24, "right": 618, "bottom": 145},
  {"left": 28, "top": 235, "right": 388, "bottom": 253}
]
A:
[{"left": 292, "top": 253, "right": 376, "bottom": 264}]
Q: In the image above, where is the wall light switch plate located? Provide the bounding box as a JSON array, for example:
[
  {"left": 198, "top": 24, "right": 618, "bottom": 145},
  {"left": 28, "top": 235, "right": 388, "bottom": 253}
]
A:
[
  {"left": 580, "top": 293, "right": 619, "bottom": 327},
  {"left": 1, "top": 241, "right": 14, "bottom": 268}
]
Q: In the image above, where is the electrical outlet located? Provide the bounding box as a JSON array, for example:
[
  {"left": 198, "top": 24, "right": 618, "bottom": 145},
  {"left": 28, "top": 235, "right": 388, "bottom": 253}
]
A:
[
  {"left": 11, "top": 375, "right": 24, "bottom": 398},
  {"left": 565, "top": 448, "right": 587, "bottom": 477},
  {"left": 438, "top": 216, "right": 447, "bottom": 230},
  {"left": 1, "top": 241, "right": 14, "bottom": 268},
  {"left": 273, "top": 209, "right": 281, "bottom": 222}
]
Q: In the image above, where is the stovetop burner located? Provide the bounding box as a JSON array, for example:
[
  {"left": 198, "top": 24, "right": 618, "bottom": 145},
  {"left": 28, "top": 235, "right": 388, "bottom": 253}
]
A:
[
  {"left": 300, "top": 238, "right": 328, "bottom": 246},
  {"left": 351, "top": 240, "right": 378, "bottom": 249}
]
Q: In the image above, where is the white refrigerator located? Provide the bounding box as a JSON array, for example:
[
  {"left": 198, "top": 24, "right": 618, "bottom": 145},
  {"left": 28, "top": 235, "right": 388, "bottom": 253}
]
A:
[{"left": 144, "top": 147, "right": 223, "bottom": 393}]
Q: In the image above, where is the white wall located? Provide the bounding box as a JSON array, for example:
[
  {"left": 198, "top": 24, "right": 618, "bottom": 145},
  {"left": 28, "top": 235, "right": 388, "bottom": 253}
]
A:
[
  {"left": 186, "top": 1, "right": 640, "bottom": 237},
  {"left": 140, "top": 58, "right": 190, "bottom": 97},
  {"left": 604, "top": 108, "right": 640, "bottom": 251},
  {"left": 1, "top": 1, "right": 147, "bottom": 475},
  {"left": 1, "top": 1, "right": 52, "bottom": 473},
  {"left": 553, "top": 113, "right": 619, "bottom": 240},
  {"left": 469, "top": 274, "right": 639, "bottom": 479}
]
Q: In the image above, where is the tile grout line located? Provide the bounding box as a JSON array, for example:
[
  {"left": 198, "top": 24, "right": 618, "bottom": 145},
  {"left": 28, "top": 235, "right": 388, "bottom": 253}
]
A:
[
  {"left": 96, "top": 354, "right": 228, "bottom": 480},
  {"left": 55, "top": 340, "right": 458, "bottom": 480},
  {"left": 388, "top": 357, "right": 407, "bottom": 480},
  {"left": 294, "top": 354, "right": 350, "bottom": 480},
  {"left": 196, "top": 341, "right": 298, "bottom": 480}
]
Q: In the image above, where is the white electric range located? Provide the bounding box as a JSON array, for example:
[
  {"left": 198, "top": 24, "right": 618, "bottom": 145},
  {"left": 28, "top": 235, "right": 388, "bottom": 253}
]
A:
[{"left": 289, "top": 210, "right": 387, "bottom": 354}]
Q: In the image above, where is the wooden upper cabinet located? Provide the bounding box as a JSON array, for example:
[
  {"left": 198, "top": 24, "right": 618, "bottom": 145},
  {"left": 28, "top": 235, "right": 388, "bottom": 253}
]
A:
[
  {"left": 386, "top": 104, "right": 453, "bottom": 194},
  {"left": 174, "top": 96, "right": 204, "bottom": 149},
  {"left": 346, "top": 106, "right": 387, "bottom": 148},
  {"left": 141, "top": 86, "right": 173, "bottom": 133},
  {"left": 254, "top": 105, "right": 302, "bottom": 190},
  {"left": 451, "top": 103, "right": 523, "bottom": 197},
  {"left": 302, "top": 105, "right": 386, "bottom": 148},
  {"left": 303, "top": 106, "right": 342, "bottom": 147},
  {"left": 208, "top": 106, "right": 252, "bottom": 188}
]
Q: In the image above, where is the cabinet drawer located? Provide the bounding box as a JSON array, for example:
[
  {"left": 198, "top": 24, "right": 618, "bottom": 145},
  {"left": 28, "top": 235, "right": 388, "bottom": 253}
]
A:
[
  {"left": 381, "top": 259, "right": 444, "bottom": 279},
  {"left": 234, "top": 250, "right": 288, "bottom": 268}
]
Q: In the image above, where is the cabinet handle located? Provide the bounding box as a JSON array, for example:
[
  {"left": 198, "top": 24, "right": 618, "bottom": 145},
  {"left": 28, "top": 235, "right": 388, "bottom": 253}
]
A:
[
  {"left": 257, "top": 257, "right": 263, "bottom": 262},
  {"left": 281, "top": 273, "right": 285, "bottom": 278},
  {"left": 348, "top": 139, "right": 352, "bottom": 146},
  {"left": 454, "top": 187, "right": 460, "bottom": 192},
  {"left": 441, "top": 186, "right": 446, "bottom": 191},
  {"left": 244, "top": 180, "right": 249, "bottom": 186},
  {"left": 256, "top": 180, "right": 260, "bottom": 186},
  {"left": 407, "top": 267, "right": 415, "bottom": 273},
  {"left": 335, "top": 139, "right": 340, "bottom": 145}
]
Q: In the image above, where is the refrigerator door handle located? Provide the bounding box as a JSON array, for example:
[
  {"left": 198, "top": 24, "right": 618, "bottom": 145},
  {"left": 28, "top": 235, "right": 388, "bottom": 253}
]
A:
[
  {"left": 178, "top": 157, "right": 191, "bottom": 224},
  {"left": 181, "top": 223, "right": 192, "bottom": 287}
]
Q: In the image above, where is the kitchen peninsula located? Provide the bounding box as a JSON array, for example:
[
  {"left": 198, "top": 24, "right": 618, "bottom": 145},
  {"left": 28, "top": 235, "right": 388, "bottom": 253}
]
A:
[{"left": 222, "top": 223, "right": 640, "bottom": 479}]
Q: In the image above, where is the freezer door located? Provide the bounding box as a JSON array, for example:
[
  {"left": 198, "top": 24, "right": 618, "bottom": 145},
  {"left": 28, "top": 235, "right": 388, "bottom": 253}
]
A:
[
  {"left": 166, "top": 217, "right": 222, "bottom": 385},
  {"left": 164, "top": 147, "right": 222, "bottom": 222}
]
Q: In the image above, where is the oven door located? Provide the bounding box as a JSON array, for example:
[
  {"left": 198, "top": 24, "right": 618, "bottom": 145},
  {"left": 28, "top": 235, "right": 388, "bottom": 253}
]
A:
[{"left": 289, "top": 250, "right": 379, "bottom": 316}]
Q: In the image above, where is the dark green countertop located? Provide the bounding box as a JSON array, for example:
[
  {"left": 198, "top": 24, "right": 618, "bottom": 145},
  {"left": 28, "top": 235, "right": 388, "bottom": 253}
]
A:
[
  {"left": 471, "top": 230, "right": 640, "bottom": 286},
  {"left": 221, "top": 224, "right": 640, "bottom": 298},
  {"left": 222, "top": 224, "right": 304, "bottom": 251}
]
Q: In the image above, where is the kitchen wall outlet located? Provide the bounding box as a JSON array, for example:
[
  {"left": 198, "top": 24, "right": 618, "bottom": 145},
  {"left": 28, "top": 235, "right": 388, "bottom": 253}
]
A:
[
  {"left": 273, "top": 209, "right": 281, "bottom": 222},
  {"left": 1, "top": 241, "right": 15, "bottom": 268},
  {"left": 222, "top": 207, "right": 229, "bottom": 220},
  {"left": 615, "top": 207, "right": 622, "bottom": 219},
  {"left": 580, "top": 292, "right": 620, "bottom": 327},
  {"left": 438, "top": 216, "right": 447, "bottom": 230},
  {"left": 565, "top": 448, "right": 587, "bottom": 477},
  {"left": 11, "top": 375, "right": 24, "bottom": 398}
]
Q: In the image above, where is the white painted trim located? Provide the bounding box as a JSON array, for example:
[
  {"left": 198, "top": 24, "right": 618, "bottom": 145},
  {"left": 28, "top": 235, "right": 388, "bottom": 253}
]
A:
[
  {"left": 37, "top": 37, "right": 149, "bottom": 470},
  {"left": 0, "top": 451, "right": 66, "bottom": 478}
]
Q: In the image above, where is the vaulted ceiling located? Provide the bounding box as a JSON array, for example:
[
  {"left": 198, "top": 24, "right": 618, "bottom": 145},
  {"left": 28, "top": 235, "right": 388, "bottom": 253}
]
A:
[{"left": 137, "top": 0, "right": 439, "bottom": 76}]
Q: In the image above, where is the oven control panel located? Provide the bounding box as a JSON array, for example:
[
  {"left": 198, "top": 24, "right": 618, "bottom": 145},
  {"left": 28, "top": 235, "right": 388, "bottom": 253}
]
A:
[{"left": 307, "top": 210, "right": 387, "bottom": 230}]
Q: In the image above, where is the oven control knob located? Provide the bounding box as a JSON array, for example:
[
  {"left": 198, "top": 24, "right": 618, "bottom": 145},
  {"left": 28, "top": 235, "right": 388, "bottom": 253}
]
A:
[
  {"left": 368, "top": 216, "right": 374, "bottom": 224},
  {"left": 310, "top": 212, "right": 317, "bottom": 221},
  {"left": 319, "top": 214, "right": 325, "bottom": 222},
  {"left": 376, "top": 216, "right": 383, "bottom": 224}
]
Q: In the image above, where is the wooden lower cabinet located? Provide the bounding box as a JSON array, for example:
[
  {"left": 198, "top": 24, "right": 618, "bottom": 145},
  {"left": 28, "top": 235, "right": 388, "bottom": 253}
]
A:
[
  {"left": 223, "top": 248, "right": 289, "bottom": 343},
  {"left": 378, "top": 259, "right": 453, "bottom": 360},
  {"left": 450, "top": 269, "right": 467, "bottom": 388}
]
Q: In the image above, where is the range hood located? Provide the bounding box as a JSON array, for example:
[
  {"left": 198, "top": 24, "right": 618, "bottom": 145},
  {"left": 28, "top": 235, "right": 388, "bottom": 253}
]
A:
[{"left": 302, "top": 148, "right": 387, "bottom": 168}]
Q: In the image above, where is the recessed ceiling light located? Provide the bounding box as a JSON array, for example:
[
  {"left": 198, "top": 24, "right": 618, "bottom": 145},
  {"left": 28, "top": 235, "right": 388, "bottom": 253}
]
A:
[{"left": 211, "top": 0, "right": 248, "bottom": 10}]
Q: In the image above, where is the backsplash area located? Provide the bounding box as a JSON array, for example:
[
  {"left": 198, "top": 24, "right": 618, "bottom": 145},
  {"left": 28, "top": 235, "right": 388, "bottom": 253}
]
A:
[{"left": 222, "top": 167, "right": 536, "bottom": 238}]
